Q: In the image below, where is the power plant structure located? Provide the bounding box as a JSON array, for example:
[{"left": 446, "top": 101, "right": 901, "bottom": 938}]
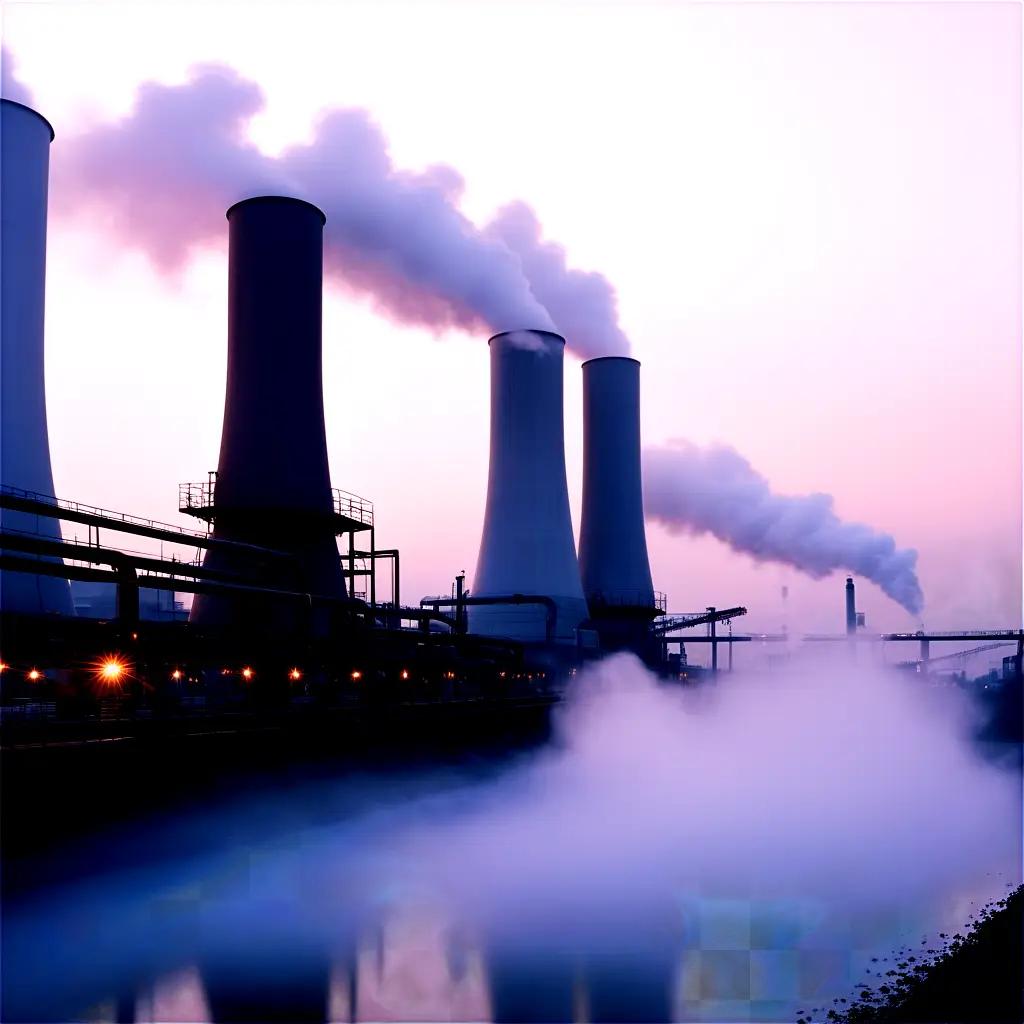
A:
[
  {"left": 184, "top": 196, "right": 350, "bottom": 634},
  {"left": 0, "top": 99, "right": 73, "bottom": 617},
  {"left": 578, "top": 356, "right": 662, "bottom": 657},
  {"left": 469, "top": 330, "right": 589, "bottom": 645},
  {"left": 1, "top": 92, "right": 1019, "bottom": 747}
]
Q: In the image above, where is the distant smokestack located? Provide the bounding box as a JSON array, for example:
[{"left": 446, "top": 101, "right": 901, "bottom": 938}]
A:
[
  {"left": 578, "top": 357, "right": 656, "bottom": 617},
  {"left": 190, "top": 196, "right": 345, "bottom": 627},
  {"left": 0, "top": 99, "right": 73, "bottom": 615},
  {"left": 469, "top": 330, "right": 587, "bottom": 643},
  {"left": 846, "top": 577, "right": 857, "bottom": 636}
]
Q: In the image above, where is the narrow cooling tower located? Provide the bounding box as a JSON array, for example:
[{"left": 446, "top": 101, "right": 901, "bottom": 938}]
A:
[
  {"left": 578, "top": 356, "right": 656, "bottom": 609},
  {"left": 190, "top": 196, "right": 345, "bottom": 627},
  {"left": 469, "top": 330, "right": 587, "bottom": 644},
  {"left": 578, "top": 357, "right": 659, "bottom": 655},
  {"left": 0, "top": 99, "right": 73, "bottom": 616}
]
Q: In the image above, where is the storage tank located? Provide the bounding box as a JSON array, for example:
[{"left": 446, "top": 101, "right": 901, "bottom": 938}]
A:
[
  {"left": 189, "top": 196, "right": 346, "bottom": 628},
  {"left": 0, "top": 99, "right": 73, "bottom": 615},
  {"left": 469, "top": 330, "right": 587, "bottom": 644}
]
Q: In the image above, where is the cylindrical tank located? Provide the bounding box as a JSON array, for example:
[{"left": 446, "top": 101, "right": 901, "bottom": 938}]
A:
[
  {"left": 190, "top": 196, "right": 345, "bottom": 627},
  {"left": 469, "top": 330, "right": 587, "bottom": 644},
  {"left": 0, "top": 99, "right": 73, "bottom": 615},
  {"left": 578, "top": 356, "right": 655, "bottom": 613}
]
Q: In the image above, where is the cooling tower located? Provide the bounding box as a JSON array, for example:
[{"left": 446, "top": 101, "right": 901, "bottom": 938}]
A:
[
  {"left": 578, "top": 356, "right": 656, "bottom": 613},
  {"left": 469, "top": 330, "right": 587, "bottom": 644},
  {"left": 0, "top": 99, "right": 73, "bottom": 616},
  {"left": 190, "top": 196, "right": 345, "bottom": 627}
]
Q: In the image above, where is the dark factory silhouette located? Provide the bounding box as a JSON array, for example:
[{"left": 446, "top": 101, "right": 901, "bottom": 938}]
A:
[{"left": 188, "top": 196, "right": 347, "bottom": 632}]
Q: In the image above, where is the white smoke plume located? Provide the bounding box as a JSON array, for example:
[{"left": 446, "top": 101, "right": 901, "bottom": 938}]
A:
[
  {"left": 486, "top": 200, "right": 631, "bottom": 357},
  {"left": 52, "top": 63, "right": 629, "bottom": 358},
  {"left": 643, "top": 440, "right": 925, "bottom": 614},
  {"left": 31, "top": 59, "right": 925, "bottom": 606},
  {"left": 1, "top": 46, "right": 35, "bottom": 106}
]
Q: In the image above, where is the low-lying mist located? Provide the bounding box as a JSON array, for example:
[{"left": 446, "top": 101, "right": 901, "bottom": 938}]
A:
[{"left": 4, "top": 653, "right": 1018, "bottom": 1021}]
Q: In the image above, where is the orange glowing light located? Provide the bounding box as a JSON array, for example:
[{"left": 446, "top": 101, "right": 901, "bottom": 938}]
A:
[
  {"left": 0, "top": 660, "right": 7, "bottom": 673},
  {"left": 400, "top": 669, "right": 410, "bottom": 680},
  {"left": 241, "top": 667, "right": 254, "bottom": 681},
  {"left": 131, "top": 632, "right": 138, "bottom": 641},
  {"left": 99, "top": 659, "right": 125, "bottom": 683},
  {"left": 350, "top": 670, "right": 363, "bottom": 681},
  {"left": 27, "top": 668, "right": 42, "bottom": 681},
  {"left": 288, "top": 668, "right": 302, "bottom": 681},
  {"left": 171, "top": 669, "right": 183, "bottom": 681}
]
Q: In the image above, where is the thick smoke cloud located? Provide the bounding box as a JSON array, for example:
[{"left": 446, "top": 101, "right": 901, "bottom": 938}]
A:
[
  {"left": 1, "top": 47, "right": 35, "bottom": 106},
  {"left": 42, "top": 60, "right": 925, "bottom": 607},
  {"left": 643, "top": 440, "right": 925, "bottom": 614},
  {"left": 486, "top": 201, "right": 630, "bottom": 356},
  {"left": 52, "top": 63, "right": 636, "bottom": 357}
]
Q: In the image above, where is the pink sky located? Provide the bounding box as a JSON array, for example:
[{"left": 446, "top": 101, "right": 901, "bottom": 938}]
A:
[{"left": 2, "top": 1, "right": 1020, "bottom": 657}]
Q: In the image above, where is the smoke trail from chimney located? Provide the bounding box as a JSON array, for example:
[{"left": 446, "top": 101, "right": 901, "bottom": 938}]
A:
[
  {"left": 1, "top": 46, "right": 35, "bottom": 106},
  {"left": 51, "top": 63, "right": 630, "bottom": 358},
  {"left": 38, "top": 59, "right": 927, "bottom": 611},
  {"left": 642, "top": 441, "right": 925, "bottom": 614}
]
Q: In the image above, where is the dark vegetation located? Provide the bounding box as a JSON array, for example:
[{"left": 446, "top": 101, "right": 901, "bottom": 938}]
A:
[{"left": 796, "top": 885, "right": 1023, "bottom": 1024}]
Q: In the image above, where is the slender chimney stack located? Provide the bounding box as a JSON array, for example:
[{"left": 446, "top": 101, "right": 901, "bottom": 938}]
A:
[
  {"left": 190, "top": 196, "right": 345, "bottom": 627},
  {"left": 577, "top": 356, "right": 659, "bottom": 653},
  {"left": 578, "top": 357, "right": 655, "bottom": 607},
  {"left": 0, "top": 99, "right": 73, "bottom": 615},
  {"left": 469, "top": 330, "right": 587, "bottom": 644},
  {"left": 845, "top": 577, "right": 857, "bottom": 636}
]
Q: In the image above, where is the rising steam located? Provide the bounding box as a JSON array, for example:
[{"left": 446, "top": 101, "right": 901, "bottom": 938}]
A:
[
  {"left": 49, "top": 63, "right": 629, "bottom": 359},
  {"left": 1, "top": 47, "right": 34, "bottom": 106},
  {"left": 643, "top": 440, "right": 925, "bottom": 614},
  {"left": 9, "top": 57, "right": 927, "bottom": 609},
  {"left": 2, "top": 655, "right": 1017, "bottom": 1020}
]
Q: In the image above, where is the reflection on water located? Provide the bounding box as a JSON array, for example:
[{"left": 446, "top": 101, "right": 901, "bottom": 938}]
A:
[
  {"left": 6, "top": 655, "right": 1020, "bottom": 1023},
  {"left": 77, "top": 887, "right": 1009, "bottom": 1024}
]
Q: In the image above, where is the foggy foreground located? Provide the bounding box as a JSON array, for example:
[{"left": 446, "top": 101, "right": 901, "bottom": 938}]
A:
[{"left": 3, "top": 654, "right": 1019, "bottom": 1023}]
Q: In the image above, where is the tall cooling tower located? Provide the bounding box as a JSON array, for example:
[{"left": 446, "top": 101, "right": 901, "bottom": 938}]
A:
[
  {"left": 469, "top": 330, "right": 587, "bottom": 644},
  {"left": 190, "top": 196, "right": 345, "bottom": 627},
  {"left": 0, "top": 99, "right": 73, "bottom": 615},
  {"left": 578, "top": 357, "right": 658, "bottom": 646}
]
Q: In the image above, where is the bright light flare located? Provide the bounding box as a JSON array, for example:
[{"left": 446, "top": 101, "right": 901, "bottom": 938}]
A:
[
  {"left": 241, "top": 667, "right": 254, "bottom": 681},
  {"left": 27, "top": 669, "right": 42, "bottom": 682},
  {"left": 400, "top": 669, "right": 410, "bottom": 680},
  {"left": 350, "top": 670, "right": 362, "bottom": 681},
  {"left": 100, "top": 659, "right": 125, "bottom": 683},
  {"left": 91, "top": 654, "right": 130, "bottom": 687},
  {"left": 288, "top": 668, "right": 302, "bottom": 681},
  {"left": 170, "top": 669, "right": 183, "bottom": 681}
]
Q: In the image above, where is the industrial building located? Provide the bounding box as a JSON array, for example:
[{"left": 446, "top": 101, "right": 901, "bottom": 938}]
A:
[
  {"left": 0, "top": 93, "right": 711, "bottom": 741},
  {"left": 1, "top": 94, "right": 1020, "bottom": 743}
]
